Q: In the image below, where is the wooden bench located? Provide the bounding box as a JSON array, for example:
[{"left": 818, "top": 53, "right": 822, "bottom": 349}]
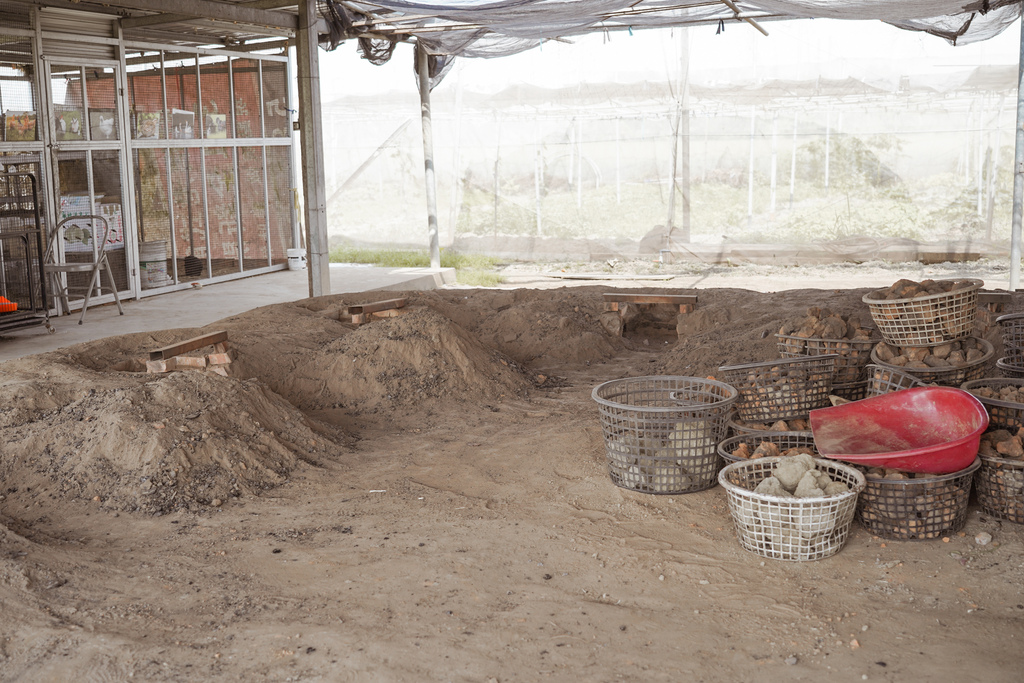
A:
[{"left": 600, "top": 293, "right": 697, "bottom": 336}]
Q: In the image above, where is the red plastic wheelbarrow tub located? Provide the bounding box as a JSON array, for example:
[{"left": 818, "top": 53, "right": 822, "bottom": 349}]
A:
[{"left": 809, "top": 387, "right": 989, "bottom": 474}]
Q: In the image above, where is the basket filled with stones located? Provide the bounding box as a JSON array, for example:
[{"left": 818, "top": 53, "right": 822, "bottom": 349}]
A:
[
  {"left": 862, "top": 278, "right": 982, "bottom": 347},
  {"left": 855, "top": 460, "right": 980, "bottom": 540},
  {"left": 593, "top": 376, "right": 738, "bottom": 495}
]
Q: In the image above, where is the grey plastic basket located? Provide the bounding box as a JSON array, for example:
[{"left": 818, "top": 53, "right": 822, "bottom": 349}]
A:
[
  {"left": 593, "top": 376, "right": 738, "bottom": 495},
  {"left": 718, "top": 456, "right": 865, "bottom": 561},
  {"left": 776, "top": 333, "right": 877, "bottom": 384},
  {"left": 996, "top": 355, "right": 1024, "bottom": 379},
  {"left": 961, "top": 378, "right": 1024, "bottom": 431},
  {"left": 864, "top": 363, "right": 926, "bottom": 398},
  {"left": 717, "top": 431, "right": 817, "bottom": 466},
  {"left": 862, "top": 278, "right": 982, "bottom": 347},
  {"left": 996, "top": 312, "right": 1024, "bottom": 353},
  {"left": 856, "top": 459, "right": 980, "bottom": 540},
  {"left": 868, "top": 338, "right": 993, "bottom": 387},
  {"left": 718, "top": 355, "right": 836, "bottom": 422},
  {"left": 975, "top": 455, "right": 1024, "bottom": 524}
]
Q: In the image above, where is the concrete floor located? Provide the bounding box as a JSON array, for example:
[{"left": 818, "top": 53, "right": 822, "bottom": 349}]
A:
[{"left": 0, "top": 265, "right": 455, "bottom": 362}]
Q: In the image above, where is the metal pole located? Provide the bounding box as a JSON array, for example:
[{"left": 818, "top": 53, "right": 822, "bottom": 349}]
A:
[
  {"left": 416, "top": 42, "right": 441, "bottom": 269},
  {"left": 535, "top": 149, "right": 543, "bottom": 236},
  {"left": 789, "top": 111, "right": 798, "bottom": 210},
  {"left": 666, "top": 104, "right": 679, "bottom": 237},
  {"left": 978, "top": 94, "right": 987, "bottom": 217},
  {"left": 1009, "top": 15, "right": 1024, "bottom": 291},
  {"left": 615, "top": 117, "right": 621, "bottom": 204},
  {"left": 680, "top": 27, "right": 691, "bottom": 243},
  {"left": 770, "top": 111, "right": 778, "bottom": 213},
  {"left": 747, "top": 106, "right": 756, "bottom": 230},
  {"left": 824, "top": 107, "right": 831, "bottom": 195}
]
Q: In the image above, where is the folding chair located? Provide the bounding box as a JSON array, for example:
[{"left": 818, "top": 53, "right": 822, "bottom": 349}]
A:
[{"left": 44, "top": 214, "right": 124, "bottom": 324}]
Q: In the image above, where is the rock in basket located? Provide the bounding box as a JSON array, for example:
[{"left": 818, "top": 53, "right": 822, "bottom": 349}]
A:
[
  {"left": 862, "top": 278, "right": 982, "bottom": 347},
  {"left": 718, "top": 355, "right": 836, "bottom": 422},
  {"left": 718, "top": 456, "right": 865, "bottom": 561},
  {"left": 592, "top": 376, "right": 738, "bottom": 495}
]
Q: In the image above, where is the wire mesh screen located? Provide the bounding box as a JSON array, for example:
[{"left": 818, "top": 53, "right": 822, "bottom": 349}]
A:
[
  {"left": 200, "top": 56, "right": 232, "bottom": 140},
  {"left": 237, "top": 146, "right": 269, "bottom": 268},
  {"left": 165, "top": 53, "right": 199, "bottom": 140},
  {"left": 265, "top": 145, "right": 292, "bottom": 264},
  {"left": 128, "top": 52, "right": 167, "bottom": 140},
  {"left": 0, "top": 3, "right": 32, "bottom": 29},
  {"left": 85, "top": 67, "right": 119, "bottom": 142},
  {"left": 204, "top": 147, "right": 239, "bottom": 276},
  {"left": 232, "top": 58, "right": 261, "bottom": 139},
  {"left": 170, "top": 147, "right": 207, "bottom": 280},
  {"left": 1, "top": 41, "right": 37, "bottom": 144},
  {"left": 261, "top": 61, "right": 290, "bottom": 138}
]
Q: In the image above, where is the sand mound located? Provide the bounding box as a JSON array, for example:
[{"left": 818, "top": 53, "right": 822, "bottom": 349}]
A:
[
  {"left": 234, "top": 305, "right": 535, "bottom": 414},
  {"left": 455, "top": 288, "right": 623, "bottom": 365},
  {"left": 0, "top": 368, "right": 348, "bottom": 513}
]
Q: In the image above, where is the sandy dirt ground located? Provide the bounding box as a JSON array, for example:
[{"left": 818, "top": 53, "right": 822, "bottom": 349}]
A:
[{"left": 1, "top": 279, "right": 1023, "bottom": 682}]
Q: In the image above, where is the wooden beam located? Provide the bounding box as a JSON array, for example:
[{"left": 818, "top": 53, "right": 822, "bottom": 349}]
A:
[
  {"left": 297, "top": 0, "right": 331, "bottom": 297},
  {"left": 115, "top": 0, "right": 299, "bottom": 30},
  {"left": 149, "top": 330, "right": 228, "bottom": 360},
  {"left": 602, "top": 293, "right": 698, "bottom": 305},
  {"left": 346, "top": 298, "right": 407, "bottom": 316}
]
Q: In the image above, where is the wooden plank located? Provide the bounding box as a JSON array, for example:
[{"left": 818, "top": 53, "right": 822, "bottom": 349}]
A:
[
  {"left": 979, "top": 291, "right": 1012, "bottom": 305},
  {"left": 150, "top": 330, "right": 228, "bottom": 361},
  {"left": 602, "top": 293, "right": 697, "bottom": 305},
  {"left": 346, "top": 298, "right": 407, "bottom": 316},
  {"left": 146, "top": 357, "right": 177, "bottom": 373}
]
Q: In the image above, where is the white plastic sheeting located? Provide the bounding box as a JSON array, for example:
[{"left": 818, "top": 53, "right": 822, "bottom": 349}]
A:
[{"left": 344, "top": 0, "right": 1022, "bottom": 58}]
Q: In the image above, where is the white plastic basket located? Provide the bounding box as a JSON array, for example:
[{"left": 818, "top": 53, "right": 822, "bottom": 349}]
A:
[{"left": 718, "top": 456, "right": 865, "bottom": 561}]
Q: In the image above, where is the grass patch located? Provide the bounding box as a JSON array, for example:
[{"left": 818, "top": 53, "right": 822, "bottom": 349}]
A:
[{"left": 328, "top": 246, "right": 505, "bottom": 286}]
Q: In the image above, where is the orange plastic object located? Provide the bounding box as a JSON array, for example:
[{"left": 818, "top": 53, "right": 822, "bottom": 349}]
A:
[
  {"left": 0, "top": 296, "right": 17, "bottom": 313},
  {"left": 809, "top": 387, "right": 988, "bottom": 474}
]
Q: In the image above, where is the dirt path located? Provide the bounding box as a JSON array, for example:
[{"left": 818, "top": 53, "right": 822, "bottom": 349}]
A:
[{"left": 1, "top": 284, "right": 1022, "bottom": 681}]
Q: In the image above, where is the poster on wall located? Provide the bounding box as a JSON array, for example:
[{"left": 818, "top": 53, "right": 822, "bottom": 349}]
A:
[
  {"left": 89, "top": 110, "right": 117, "bottom": 140},
  {"left": 4, "top": 111, "right": 37, "bottom": 141},
  {"left": 205, "top": 113, "right": 227, "bottom": 139},
  {"left": 59, "top": 195, "right": 125, "bottom": 253},
  {"left": 171, "top": 109, "right": 195, "bottom": 139},
  {"left": 136, "top": 111, "right": 162, "bottom": 139},
  {"left": 56, "top": 108, "right": 84, "bottom": 140}
]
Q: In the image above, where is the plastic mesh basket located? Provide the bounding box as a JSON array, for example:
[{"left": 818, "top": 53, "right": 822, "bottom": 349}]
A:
[
  {"left": 862, "top": 278, "right": 982, "bottom": 347},
  {"left": 718, "top": 456, "right": 865, "bottom": 561},
  {"left": 718, "top": 355, "right": 836, "bottom": 422},
  {"left": 996, "top": 312, "right": 1024, "bottom": 353},
  {"left": 776, "top": 334, "right": 877, "bottom": 384},
  {"left": 593, "top": 376, "right": 738, "bottom": 495},
  {"left": 831, "top": 380, "right": 868, "bottom": 402},
  {"left": 717, "top": 431, "right": 817, "bottom": 466},
  {"left": 855, "top": 459, "right": 980, "bottom": 540},
  {"left": 727, "top": 416, "right": 810, "bottom": 437},
  {"left": 996, "top": 355, "right": 1024, "bottom": 379},
  {"left": 975, "top": 455, "right": 1024, "bottom": 524},
  {"left": 864, "top": 363, "right": 926, "bottom": 398},
  {"left": 961, "top": 378, "right": 1024, "bottom": 431},
  {"left": 868, "top": 338, "right": 993, "bottom": 386}
]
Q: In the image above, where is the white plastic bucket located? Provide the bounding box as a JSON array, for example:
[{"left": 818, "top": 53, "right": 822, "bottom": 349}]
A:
[
  {"left": 287, "top": 247, "right": 307, "bottom": 271},
  {"left": 139, "top": 240, "right": 172, "bottom": 289}
]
